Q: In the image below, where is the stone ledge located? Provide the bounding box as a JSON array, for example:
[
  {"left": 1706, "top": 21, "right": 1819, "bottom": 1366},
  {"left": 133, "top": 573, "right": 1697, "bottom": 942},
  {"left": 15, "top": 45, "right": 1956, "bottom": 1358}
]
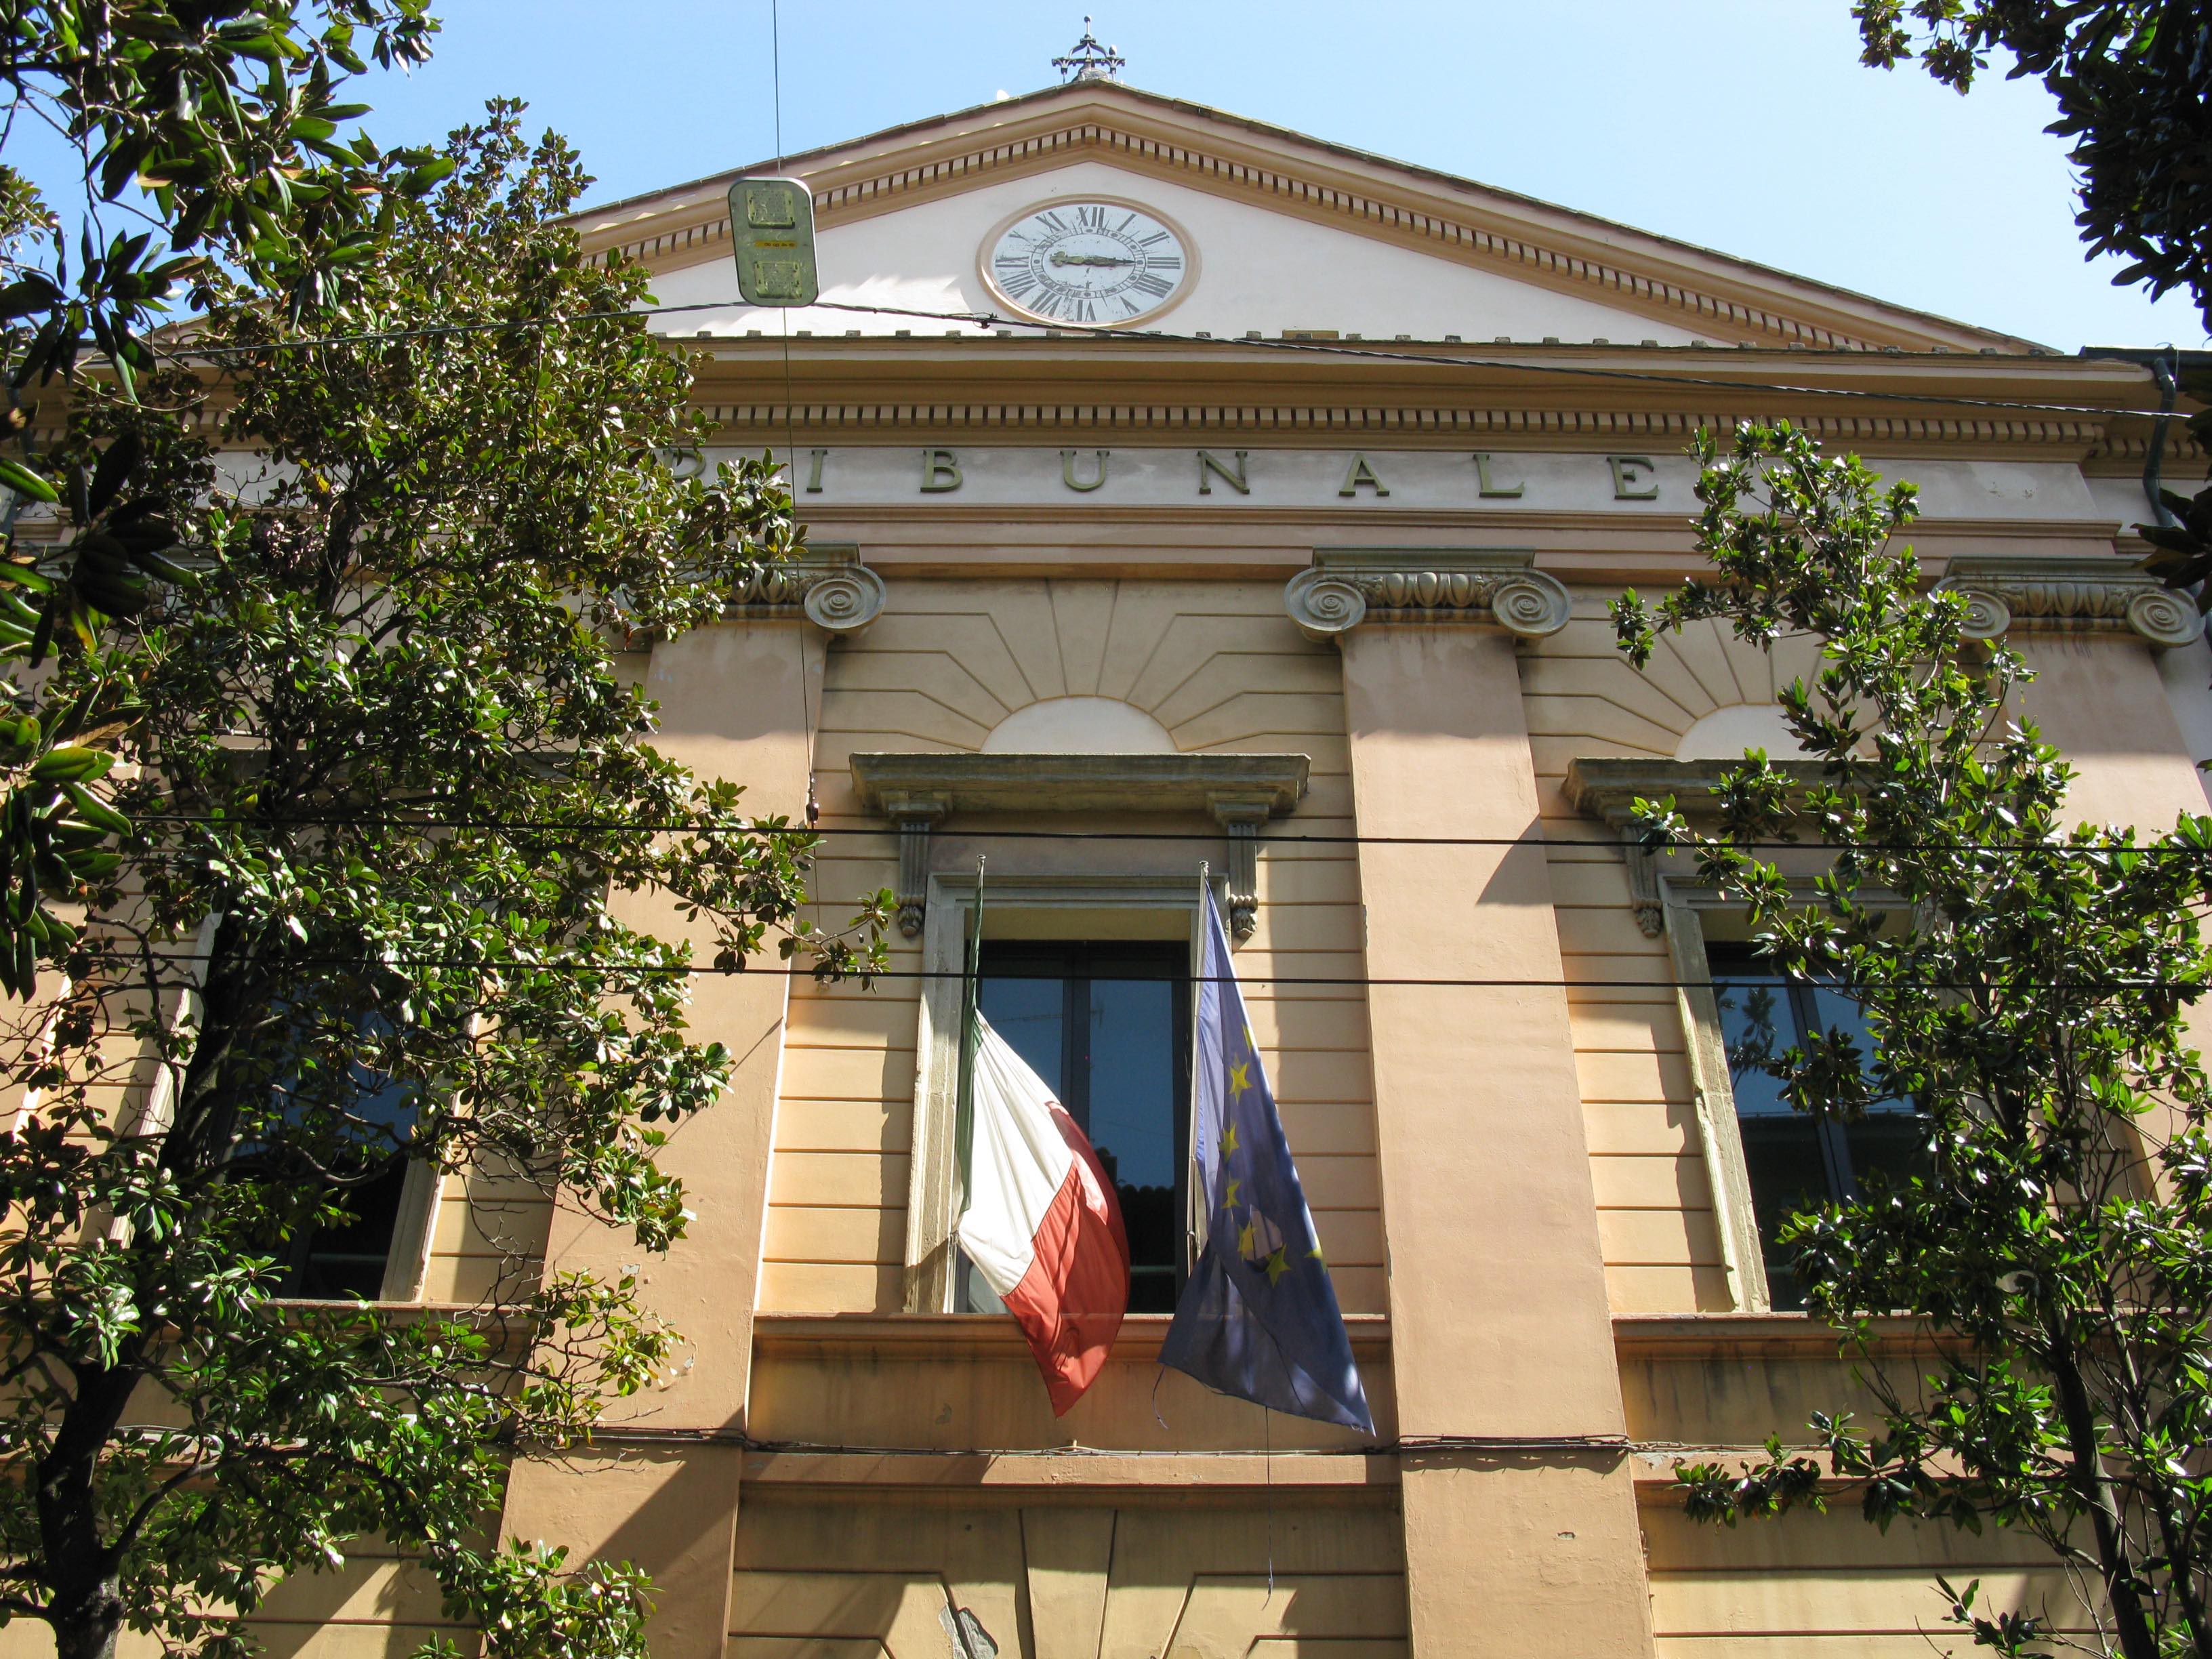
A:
[{"left": 1611, "top": 1312, "right": 1942, "bottom": 1361}]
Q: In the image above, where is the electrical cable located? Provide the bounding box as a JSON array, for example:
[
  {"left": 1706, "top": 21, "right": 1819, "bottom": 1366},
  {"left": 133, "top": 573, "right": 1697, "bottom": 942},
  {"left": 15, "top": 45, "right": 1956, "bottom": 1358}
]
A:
[
  {"left": 75, "top": 951, "right": 2212, "bottom": 993},
  {"left": 116, "top": 813, "right": 2212, "bottom": 857}
]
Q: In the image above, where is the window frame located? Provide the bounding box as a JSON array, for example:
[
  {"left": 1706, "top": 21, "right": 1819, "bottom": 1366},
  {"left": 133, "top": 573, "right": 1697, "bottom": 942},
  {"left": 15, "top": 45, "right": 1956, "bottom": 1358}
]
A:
[
  {"left": 1659, "top": 890, "right": 1775, "bottom": 1313},
  {"left": 902, "top": 872, "right": 1223, "bottom": 1315},
  {"left": 975, "top": 937, "right": 1194, "bottom": 1312},
  {"left": 98, "top": 921, "right": 443, "bottom": 1304},
  {"left": 1665, "top": 884, "right": 1915, "bottom": 1315}
]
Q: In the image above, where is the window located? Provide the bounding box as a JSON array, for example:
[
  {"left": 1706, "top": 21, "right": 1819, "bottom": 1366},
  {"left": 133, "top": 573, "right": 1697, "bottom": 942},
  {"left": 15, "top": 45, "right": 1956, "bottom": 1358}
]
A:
[
  {"left": 1706, "top": 944, "right": 1926, "bottom": 1309},
  {"left": 268, "top": 1011, "right": 432, "bottom": 1301},
  {"left": 970, "top": 940, "right": 1191, "bottom": 1313}
]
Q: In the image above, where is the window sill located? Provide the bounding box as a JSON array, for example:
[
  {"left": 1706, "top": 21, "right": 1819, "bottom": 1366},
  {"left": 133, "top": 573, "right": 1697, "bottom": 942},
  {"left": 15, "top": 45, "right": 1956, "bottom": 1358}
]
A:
[{"left": 1612, "top": 1311, "right": 1937, "bottom": 1360}]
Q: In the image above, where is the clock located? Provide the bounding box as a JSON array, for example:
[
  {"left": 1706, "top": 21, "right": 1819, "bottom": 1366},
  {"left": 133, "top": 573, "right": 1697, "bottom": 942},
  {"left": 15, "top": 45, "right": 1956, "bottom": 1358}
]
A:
[{"left": 981, "top": 198, "right": 1194, "bottom": 327}]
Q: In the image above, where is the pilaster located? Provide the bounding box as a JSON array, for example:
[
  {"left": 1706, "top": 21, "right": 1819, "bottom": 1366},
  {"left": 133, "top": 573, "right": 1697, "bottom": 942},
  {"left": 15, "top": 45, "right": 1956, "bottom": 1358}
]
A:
[
  {"left": 499, "top": 615, "right": 830, "bottom": 1657},
  {"left": 1313, "top": 549, "right": 1651, "bottom": 1659}
]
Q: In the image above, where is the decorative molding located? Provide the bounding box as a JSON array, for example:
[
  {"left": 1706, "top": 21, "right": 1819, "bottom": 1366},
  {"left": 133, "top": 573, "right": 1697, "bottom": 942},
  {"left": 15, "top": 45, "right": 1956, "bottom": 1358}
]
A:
[
  {"left": 1561, "top": 757, "right": 1833, "bottom": 937},
  {"left": 1286, "top": 549, "right": 1571, "bottom": 642},
  {"left": 721, "top": 542, "right": 886, "bottom": 634},
  {"left": 585, "top": 94, "right": 2020, "bottom": 351},
  {"left": 689, "top": 395, "right": 2109, "bottom": 454},
  {"left": 849, "top": 751, "right": 1309, "bottom": 938},
  {"left": 1936, "top": 555, "right": 2203, "bottom": 649}
]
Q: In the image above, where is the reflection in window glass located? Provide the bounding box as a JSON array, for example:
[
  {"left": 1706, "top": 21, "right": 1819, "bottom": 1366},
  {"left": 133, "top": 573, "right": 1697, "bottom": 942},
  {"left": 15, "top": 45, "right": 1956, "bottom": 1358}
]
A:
[
  {"left": 974, "top": 941, "right": 1191, "bottom": 1313},
  {"left": 268, "top": 1010, "right": 421, "bottom": 1300},
  {"left": 1708, "top": 946, "right": 1925, "bottom": 1309}
]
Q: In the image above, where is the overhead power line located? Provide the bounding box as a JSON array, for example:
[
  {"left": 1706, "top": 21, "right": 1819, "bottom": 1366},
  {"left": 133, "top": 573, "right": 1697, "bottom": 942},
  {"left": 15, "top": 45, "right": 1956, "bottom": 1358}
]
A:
[
  {"left": 98, "top": 950, "right": 2212, "bottom": 994},
  {"left": 127, "top": 813, "right": 2212, "bottom": 859}
]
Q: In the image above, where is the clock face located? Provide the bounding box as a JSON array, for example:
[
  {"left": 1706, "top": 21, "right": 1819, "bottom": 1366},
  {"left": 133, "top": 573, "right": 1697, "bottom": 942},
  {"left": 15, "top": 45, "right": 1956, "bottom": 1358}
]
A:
[{"left": 983, "top": 200, "right": 1192, "bottom": 326}]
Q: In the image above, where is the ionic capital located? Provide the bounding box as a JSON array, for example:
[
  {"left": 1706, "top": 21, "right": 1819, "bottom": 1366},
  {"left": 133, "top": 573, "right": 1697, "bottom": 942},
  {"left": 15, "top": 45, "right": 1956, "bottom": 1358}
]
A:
[
  {"left": 1936, "top": 556, "right": 2202, "bottom": 650},
  {"left": 724, "top": 541, "right": 887, "bottom": 636},
  {"left": 1285, "top": 549, "right": 1572, "bottom": 643}
]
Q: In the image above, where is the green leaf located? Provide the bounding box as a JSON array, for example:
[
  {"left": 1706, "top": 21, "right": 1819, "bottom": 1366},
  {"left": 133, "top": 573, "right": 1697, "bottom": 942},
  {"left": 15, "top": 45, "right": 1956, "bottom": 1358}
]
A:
[{"left": 0, "top": 459, "right": 57, "bottom": 504}]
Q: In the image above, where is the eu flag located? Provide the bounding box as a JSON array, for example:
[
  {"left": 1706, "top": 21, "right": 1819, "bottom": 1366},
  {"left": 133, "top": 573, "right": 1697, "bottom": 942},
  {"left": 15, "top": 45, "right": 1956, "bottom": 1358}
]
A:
[{"left": 1159, "top": 895, "right": 1374, "bottom": 1433}]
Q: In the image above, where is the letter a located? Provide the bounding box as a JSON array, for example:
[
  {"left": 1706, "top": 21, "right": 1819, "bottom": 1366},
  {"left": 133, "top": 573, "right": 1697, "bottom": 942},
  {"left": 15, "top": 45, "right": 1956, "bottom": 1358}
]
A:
[{"left": 1338, "top": 453, "right": 1390, "bottom": 497}]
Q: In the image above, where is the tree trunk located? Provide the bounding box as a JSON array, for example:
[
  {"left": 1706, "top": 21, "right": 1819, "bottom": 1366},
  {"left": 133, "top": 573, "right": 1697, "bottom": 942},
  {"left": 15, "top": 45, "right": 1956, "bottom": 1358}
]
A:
[
  {"left": 47, "top": 1588, "right": 121, "bottom": 1659},
  {"left": 2044, "top": 1331, "right": 2162, "bottom": 1659}
]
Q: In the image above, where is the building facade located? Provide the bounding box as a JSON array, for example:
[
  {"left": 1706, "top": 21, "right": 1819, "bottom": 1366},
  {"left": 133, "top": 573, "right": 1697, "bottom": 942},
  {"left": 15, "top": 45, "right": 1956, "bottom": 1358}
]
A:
[{"left": 258, "top": 77, "right": 2212, "bottom": 1659}]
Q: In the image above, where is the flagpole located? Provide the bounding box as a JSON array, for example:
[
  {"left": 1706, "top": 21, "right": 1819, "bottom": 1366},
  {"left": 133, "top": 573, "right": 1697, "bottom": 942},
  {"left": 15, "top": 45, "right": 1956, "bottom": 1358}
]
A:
[
  {"left": 1188, "top": 859, "right": 1209, "bottom": 1272},
  {"left": 951, "top": 854, "right": 985, "bottom": 1287}
]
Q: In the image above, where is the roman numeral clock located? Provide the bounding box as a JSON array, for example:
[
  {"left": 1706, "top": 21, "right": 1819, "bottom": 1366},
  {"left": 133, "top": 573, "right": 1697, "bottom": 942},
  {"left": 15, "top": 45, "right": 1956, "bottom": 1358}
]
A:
[{"left": 981, "top": 198, "right": 1193, "bottom": 326}]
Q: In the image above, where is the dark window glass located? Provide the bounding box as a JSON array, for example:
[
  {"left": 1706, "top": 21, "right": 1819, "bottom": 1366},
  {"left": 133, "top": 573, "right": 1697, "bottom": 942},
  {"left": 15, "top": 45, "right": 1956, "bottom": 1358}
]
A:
[
  {"left": 1707, "top": 945, "right": 1925, "bottom": 1309},
  {"left": 972, "top": 940, "right": 1190, "bottom": 1313},
  {"left": 270, "top": 1012, "right": 420, "bottom": 1300}
]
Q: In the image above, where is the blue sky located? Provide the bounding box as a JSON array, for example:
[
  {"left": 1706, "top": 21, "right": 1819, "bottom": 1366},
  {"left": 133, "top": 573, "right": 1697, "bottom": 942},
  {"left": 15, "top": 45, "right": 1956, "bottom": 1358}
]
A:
[{"left": 70, "top": 3, "right": 2212, "bottom": 350}]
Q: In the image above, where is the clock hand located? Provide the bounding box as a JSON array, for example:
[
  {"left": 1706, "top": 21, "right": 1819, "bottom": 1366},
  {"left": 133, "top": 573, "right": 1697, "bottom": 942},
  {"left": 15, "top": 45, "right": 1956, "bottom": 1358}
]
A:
[{"left": 1048, "top": 251, "right": 1139, "bottom": 268}]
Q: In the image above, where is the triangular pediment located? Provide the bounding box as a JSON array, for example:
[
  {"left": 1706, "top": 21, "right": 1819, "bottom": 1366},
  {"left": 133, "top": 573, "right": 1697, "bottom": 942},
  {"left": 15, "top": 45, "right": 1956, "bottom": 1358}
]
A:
[{"left": 571, "top": 81, "right": 2030, "bottom": 352}]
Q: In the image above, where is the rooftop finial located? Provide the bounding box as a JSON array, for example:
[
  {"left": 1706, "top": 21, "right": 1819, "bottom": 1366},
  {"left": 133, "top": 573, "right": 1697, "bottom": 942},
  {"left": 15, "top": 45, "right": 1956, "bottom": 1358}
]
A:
[{"left": 1052, "top": 16, "right": 1124, "bottom": 82}]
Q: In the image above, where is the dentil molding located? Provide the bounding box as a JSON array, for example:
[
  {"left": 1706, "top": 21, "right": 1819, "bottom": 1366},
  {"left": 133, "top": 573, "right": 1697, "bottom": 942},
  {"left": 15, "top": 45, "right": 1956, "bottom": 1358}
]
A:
[
  {"left": 1936, "top": 555, "right": 2202, "bottom": 649},
  {"left": 722, "top": 542, "right": 886, "bottom": 634},
  {"left": 1285, "top": 548, "right": 1572, "bottom": 642}
]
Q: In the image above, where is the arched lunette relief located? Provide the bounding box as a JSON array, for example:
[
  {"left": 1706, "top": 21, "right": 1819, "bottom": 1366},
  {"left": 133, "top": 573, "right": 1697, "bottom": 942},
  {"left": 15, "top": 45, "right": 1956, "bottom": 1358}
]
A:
[
  {"left": 1284, "top": 549, "right": 1572, "bottom": 642},
  {"left": 1936, "top": 555, "right": 2204, "bottom": 650}
]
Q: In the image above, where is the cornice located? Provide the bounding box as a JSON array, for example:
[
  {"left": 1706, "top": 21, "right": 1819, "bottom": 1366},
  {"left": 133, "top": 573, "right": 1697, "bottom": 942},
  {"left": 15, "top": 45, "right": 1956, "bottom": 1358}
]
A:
[
  {"left": 1563, "top": 758, "right": 1836, "bottom": 823},
  {"left": 1284, "top": 548, "right": 1572, "bottom": 642},
  {"left": 1936, "top": 554, "right": 2202, "bottom": 648},
  {"left": 848, "top": 750, "right": 1309, "bottom": 819},
  {"left": 690, "top": 397, "right": 2112, "bottom": 456},
  {"left": 578, "top": 90, "right": 2026, "bottom": 353},
  {"left": 851, "top": 750, "right": 1307, "bottom": 937}
]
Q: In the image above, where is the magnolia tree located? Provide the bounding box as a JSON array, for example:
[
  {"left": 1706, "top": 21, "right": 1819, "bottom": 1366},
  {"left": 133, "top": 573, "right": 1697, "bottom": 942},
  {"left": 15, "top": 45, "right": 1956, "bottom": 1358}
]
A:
[
  {"left": 0, "top": 105, "right": 886, "bottom": 1659},
  {"left": 1613, "top": 422, "right": 2210, "bottom": 1659}
]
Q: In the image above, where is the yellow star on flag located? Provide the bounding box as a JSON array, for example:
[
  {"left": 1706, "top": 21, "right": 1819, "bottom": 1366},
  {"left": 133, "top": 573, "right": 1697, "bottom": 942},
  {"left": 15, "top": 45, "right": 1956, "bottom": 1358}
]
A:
[
  {"left": 1263, "top": 1246, "right": 1290, "bottom": 1285},
  {"left": 1221, "top": 1121, "right": 1240, "bottom": 1155},
  {"left": 1221, "top": 1176, "right": 1242, "bottom": 1210},
  {"left": 1227, "top": 1061, "right": 1252, "bottom": 1097},
  {"left": 1238, "top": 1219, "right": 1258, "bottom": 1258}
]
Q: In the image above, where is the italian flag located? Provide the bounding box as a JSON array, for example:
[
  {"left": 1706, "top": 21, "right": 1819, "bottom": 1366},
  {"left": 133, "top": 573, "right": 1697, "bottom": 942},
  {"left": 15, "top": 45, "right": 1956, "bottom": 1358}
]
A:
[{"left": 960, "top": 1014, "right": 1130, "bottom": 1414}]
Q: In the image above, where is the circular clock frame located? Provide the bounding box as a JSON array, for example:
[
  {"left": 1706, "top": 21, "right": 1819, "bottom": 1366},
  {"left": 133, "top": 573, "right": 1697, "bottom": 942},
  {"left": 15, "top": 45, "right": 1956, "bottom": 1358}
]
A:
[{"left": 976, "top": 193, "right": 1200, "bottom": 329}]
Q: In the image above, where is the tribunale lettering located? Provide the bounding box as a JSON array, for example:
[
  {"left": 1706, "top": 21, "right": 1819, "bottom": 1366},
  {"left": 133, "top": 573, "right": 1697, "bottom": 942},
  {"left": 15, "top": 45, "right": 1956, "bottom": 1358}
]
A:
[
  {"left": 867, "top": 447, "right": 1656, "bottom": 499},
  {"left": 731, "top": 445, "right": 1699, "bottom": 506}
]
